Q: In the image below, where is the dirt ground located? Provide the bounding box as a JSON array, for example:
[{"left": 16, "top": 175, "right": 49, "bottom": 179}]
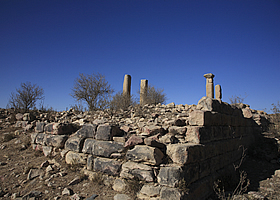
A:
[
  {"left": 0, "top": 126, "right": 280, "bottom": 200},
  {"left": 0, "top": 126, "right": 126, "bottom": 200}
]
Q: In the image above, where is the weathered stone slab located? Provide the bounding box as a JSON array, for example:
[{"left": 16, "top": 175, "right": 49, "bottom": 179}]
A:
[
  {"left": 23, "top": 113, "right": 35, "bottom": 121},
  {"left": 94, "top": 157, "right": 121, "bottom": 176},
  {"left": 45, "top": 135, "right": 68, "bottom": 148},
  {"left": 65, "top": 151, "right": 87, "bottom": 165},
  {"left": 114, "top": 194, "right": 132, "bottom": 200},
  {"left": 42, "top": 145, "right": 53, "bottom": 157},
  {"left": 157, "top": 166, "right": 182, "bottom": 187},
  {"left": 95, "top": 124, "right": 122, "bottom": 141},
  {"left": 65, "top": 136, "right": 84, "bottom": 152},
  {"left": 168, "top": 126, "right": 186, "bottom": 135},
  {"left": 35, "top": 133, "right": 46, "bottom": 145},
  {"left": 44, "top": 122, "right": 74, "bottom": 135},
  {"left": 35, "top": 122, "right": 45, "bottom": 133},
  {"left": 160, "top": 187, "right": 182, "bottom": 200},
  {"left": 196, "top": 96, "right": 221, "bottom": 112},
  {"left": 185, "top": 126, "right": 212, "bottom": 144},
  {"left": 93, "top": 141, "right": 124, "bottom": 157},
  {"left": 27, "top": 168, "right": 44, "bottom": 180},
  {"left": 124, "top": 135, "right": 143, "bottom": 147},
  {"left": 15, "top": 113, "right": 23, "bottom": 121},
  {"left": 138, "top": 184, "right": 161, "bottom": 198},
  {"left": 126, "top": 145, "right": 164, "bottom": 165},
  {"left": 166, "top": 143, "right": 203, "bottom": 165},
  {"left": 120, "top": 161, "right": 154, "bottom": 182},
  {"left": 143, "top": 125, "right": 164, "bottom": 136},
  {"left": 82, "top": 139, "right": 124, "bottom": 157},
  {"left": 188, "top": 110, "right": 213, "bottom": 126},
  {"left": 76, "top": 124, "right": 97, "bottom": 138}
]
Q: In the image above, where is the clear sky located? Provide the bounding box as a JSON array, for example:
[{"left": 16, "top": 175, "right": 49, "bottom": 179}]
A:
[{"left": 1, "top": 0, "right": 279, "bottom": 113}]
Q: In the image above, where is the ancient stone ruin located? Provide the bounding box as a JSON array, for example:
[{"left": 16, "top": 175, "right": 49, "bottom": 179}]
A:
[{"left": 21, "top": 73, "right": 270, "bottom": 199}]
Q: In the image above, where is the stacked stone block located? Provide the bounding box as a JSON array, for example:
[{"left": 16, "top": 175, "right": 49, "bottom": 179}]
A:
[{"left": 29, "top": 96, "right": 265, "bottom": 200}]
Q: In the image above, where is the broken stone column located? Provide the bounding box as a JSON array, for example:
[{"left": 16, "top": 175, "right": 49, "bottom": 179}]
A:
[
  {"left": 123, "top": 74, "right": 131, "bottom": 97},
  {"left": 140, "top": 79, "right": 148, "bottom": 105},
  {"left": 203, "top": 73, "right": 215, "bottom": 98},
  {"left": 215, "top": 84, "right": 222, "bottom": 100}
]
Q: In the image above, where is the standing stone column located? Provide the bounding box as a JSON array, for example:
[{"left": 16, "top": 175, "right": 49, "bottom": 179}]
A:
[
  {"left": 215, "top": 84, "right": 222, "bottom": 100},
  {"left": 123, "top": 74, "right": 131, "bottom": 97},
  {"left": 140, "top": 79, "right": 148, "bottom": 105},
  {"left": 203, "top": 73, "right": 215, "bottom": 98}
]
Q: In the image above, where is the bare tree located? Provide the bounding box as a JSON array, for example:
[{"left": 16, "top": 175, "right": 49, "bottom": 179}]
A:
[
  {"left": 229, "top": 94, "right": 247, "bottom": 104},
  {"left": 146, "top": 85, "right": 167, "bottom": 105},
  {"left": 109, "top": 91, "right": 137, "bottom": 111},
  {"left": 7, "top": 81, "right": 44, "bottom": 111},
  {"left": 71, "top": 73, "right": 114, "bottom": 110}
]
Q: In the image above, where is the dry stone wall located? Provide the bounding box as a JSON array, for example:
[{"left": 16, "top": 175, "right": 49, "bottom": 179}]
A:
[{"left": 25, "top": 97, "right": 269, "bottom": 200}]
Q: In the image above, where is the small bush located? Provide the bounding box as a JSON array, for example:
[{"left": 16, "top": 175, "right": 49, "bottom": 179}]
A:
[
  {"left": 269, "top": 101, "right": 280, "bottom": 137},
  {"left": 214, "top": 171, "right": 250, "bottom": 200},
  {"left": 67, "top": 158, "right": 83, "bottom": 172},
  {"left": 178, "top": 178, "right": 189, "bottom": 194},
  {"left": 109, "top": 91, "right": 137, "bottom": 111},
  {"left": 126, "top": 177, "right": 143, "bottom": 196},
  {"left": 91, "top": 172, "right": 104, "bottom": 185}
]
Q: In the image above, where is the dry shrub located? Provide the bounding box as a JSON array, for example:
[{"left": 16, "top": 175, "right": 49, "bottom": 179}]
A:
[{"left": 214, "top": 171, "right": 250, "bottom": 200}]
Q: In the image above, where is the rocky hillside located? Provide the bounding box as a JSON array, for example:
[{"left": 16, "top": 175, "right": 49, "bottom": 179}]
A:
[{"left": 0, "top": 101, "right": 280, "bottom": 200}]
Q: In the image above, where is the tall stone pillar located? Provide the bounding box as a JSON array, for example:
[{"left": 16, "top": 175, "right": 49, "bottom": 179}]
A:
[
  {"left": 203, "top": 73, "right": 215, "bottom": 98},
  {"left": 215, "top": 84, "right": 222, "bottom": 100},
  {"left": 123, "top": 74, "right": 131, "bottom": 97},
  {"left": 140, "top": 79, "right": 148, "bottom": 105}
]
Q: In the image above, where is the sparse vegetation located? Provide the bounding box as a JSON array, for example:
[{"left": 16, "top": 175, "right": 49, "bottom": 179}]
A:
[
  {"left": 109, "top": 91, "right": 137, "bottom": 111},
  {"left": 7, "top": 81, "right": 44, "bottom": 112},
  {"left": 145, "top": 85, "right": 167, "bottom": 105},
  {"left": 126, "top": 177, "right": 143, "bottom": 196},
  {"left": 269, "top": 101, "right": 280, "bottom": 137},
  {"left": 71, "top": 72, "right": 114, "bottom": 111},
  {"left": 67, "top": 158, "right": 83, "bottom": 172},
  {"left": 178, "top": 178, "right": 189, "bottom": 194},
  {"left": 229, "top": 94, "right": 247, "bottom": 104},
  {"left": 90, "top": 172, "right": 104, "bottom": 185},
  {"left": 213, "top": 171, "right": 250, "bottom": 200}
]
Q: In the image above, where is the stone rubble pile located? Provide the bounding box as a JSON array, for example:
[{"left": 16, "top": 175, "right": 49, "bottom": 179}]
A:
[{"left": 0, "top": 96, "right": 270, "bottom": 200}]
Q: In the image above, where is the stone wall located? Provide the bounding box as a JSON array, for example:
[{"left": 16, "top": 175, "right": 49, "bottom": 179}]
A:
[{"left": 28, "top": 97, "right": 269, "bottom": 200}]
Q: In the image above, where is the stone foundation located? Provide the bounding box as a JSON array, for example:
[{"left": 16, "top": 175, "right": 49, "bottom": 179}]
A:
[{"left": 29, "top": 97, "right": 268, "bottom": 199}]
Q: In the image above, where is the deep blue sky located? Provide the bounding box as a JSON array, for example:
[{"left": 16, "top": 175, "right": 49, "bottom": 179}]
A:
[{"left": 1, "top": 0, "right": 279, "bottom": 112}]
